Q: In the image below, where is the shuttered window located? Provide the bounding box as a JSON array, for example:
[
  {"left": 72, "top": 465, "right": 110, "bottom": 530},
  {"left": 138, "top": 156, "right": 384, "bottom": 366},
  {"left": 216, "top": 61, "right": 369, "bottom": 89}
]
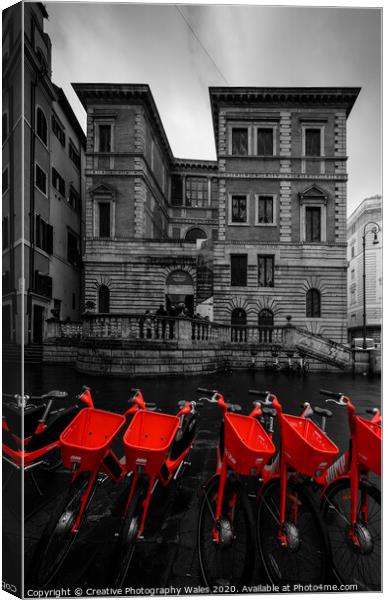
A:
[{"left": 305, "top": 207, "right": 321, "bottom": 242}]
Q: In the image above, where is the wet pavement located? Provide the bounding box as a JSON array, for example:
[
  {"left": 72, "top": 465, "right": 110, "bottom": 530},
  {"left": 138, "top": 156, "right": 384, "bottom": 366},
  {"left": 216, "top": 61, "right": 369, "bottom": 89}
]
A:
[{"left": 3, "top": 365, "right": 381, "bottom": 594}]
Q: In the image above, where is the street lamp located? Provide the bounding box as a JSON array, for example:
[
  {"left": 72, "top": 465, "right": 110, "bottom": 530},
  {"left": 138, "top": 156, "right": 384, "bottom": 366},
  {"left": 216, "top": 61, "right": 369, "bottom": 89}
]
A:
[{"left": 362, "top": 221, "right": 380, "bottom": 350}]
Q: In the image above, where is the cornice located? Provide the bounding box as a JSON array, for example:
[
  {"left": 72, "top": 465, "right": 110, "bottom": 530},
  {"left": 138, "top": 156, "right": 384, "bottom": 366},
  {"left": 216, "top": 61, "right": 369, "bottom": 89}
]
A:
[
  {"left": 85, "top": 169, "right": 347, "bottom": 182},
  {"left": 210, "top": 86, "right": 361, "bottom": 155}
]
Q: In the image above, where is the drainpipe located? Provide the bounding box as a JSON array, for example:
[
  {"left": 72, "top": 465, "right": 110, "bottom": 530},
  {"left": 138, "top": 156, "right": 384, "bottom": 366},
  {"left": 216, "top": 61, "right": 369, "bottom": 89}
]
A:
[{"left": 27, "top": 72, "right": 38, "bottom": 344}]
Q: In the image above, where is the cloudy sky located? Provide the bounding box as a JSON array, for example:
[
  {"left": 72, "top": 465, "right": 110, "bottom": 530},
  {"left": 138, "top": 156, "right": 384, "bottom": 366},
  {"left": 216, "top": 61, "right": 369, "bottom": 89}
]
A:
[{"left": 45, "top": 2, "right": 382, "bottom": 215}]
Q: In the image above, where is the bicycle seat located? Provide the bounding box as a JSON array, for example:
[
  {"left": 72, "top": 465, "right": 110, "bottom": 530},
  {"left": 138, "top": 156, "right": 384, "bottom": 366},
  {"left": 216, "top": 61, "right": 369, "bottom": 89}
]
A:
[
  {"left": 262, "top": 406, "right": 277, "bottom": 417},
  {"left": 47, "top": 390, "right": 68, "bottom": 400},
  {"left": 313, "top": 407, "right": 333, "bottom": 418}
]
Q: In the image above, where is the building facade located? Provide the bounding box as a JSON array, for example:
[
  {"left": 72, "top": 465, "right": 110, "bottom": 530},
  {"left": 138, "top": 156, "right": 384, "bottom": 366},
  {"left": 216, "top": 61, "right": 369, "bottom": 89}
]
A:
[
  {"left": 74, "top": 83, "right": 359, "bottom": 344},
  {"left": 2, "top": 3, "right": 85, "bottom": 345},
  {"left": 347, "top": 195, "right": 382, "bottom": 343}
]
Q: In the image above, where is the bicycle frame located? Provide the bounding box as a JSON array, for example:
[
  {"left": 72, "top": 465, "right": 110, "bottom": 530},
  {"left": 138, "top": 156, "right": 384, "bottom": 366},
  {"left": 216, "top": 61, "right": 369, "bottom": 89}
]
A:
[
  {"left": 122, "top": 396, "right": 195, "bottom": 540},
  {"left": 314, "top": 395, "right": 381, "bottom": 546},
  {"left": 204, "top": 392, "right": 262, "bottom": 544},
  {"left": 259, "top": 397, "right": 313, "bottom": 548}
]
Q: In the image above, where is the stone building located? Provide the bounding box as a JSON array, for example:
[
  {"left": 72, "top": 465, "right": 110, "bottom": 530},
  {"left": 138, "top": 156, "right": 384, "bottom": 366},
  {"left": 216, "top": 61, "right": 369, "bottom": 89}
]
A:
[
  {"left": 2, "top": 2, "right": 85, "bottom": 345},
  {"left": 347, "top": 195, "right": 382, "bottom": 344},
  {"left": 73, "top": 83, "right": 359, "bottom": 344}
]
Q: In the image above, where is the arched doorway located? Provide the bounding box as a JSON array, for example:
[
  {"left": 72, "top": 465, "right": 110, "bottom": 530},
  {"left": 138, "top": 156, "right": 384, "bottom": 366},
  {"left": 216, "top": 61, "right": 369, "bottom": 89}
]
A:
[
  {"left": 165, "top": 270, "right": 194, "bottom": 315},
  {"left": 231, "top": 307, "right": 247, "bottom": 342},
  {"left": 98, "top": 285, "right": 110, "bottom": 313},
  {"left": 185, "top": 228, "right": 207, "bottom": 244},
  {"left": 258, "top": 309, "right": 274, "bottom": 343}
]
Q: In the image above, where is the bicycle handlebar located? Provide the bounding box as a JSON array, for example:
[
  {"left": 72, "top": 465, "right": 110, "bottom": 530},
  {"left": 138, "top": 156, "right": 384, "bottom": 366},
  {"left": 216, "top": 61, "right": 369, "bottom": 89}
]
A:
[
  {"left": 320, "top": 389, "right": 344, "bottom": 401},
  {"left": 197, "top": 387, "right": 218, "bottom": 394}
]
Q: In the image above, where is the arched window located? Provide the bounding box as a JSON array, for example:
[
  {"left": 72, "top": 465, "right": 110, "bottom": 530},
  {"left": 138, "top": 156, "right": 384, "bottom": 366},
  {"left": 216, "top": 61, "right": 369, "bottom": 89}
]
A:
[
  {"left": 231, "top": 308, "right": 247, "bottom": 342},
  {"left": 258, "top": 309, "right": 274, "bottom": 327},
  {"left": 36, "top": 107, "right": 47, "bottom": 145},
  {"left": 98, "top": 285, "right": 110, "bottom": 313},
  {"left": 184, "top": 228, "right": 207, "bottom": 243},
  {"left": 258, "top": 309, "right": 274, "bottom": 343},
  {"left": 306, "top": 288, "right": 321, "bottom": 318}
]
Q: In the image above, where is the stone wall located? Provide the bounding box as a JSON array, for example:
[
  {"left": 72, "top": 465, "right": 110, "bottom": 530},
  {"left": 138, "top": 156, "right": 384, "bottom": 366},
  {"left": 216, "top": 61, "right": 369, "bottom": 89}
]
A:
[{"left": 43, "top": 338, "right": 349, "bottom": 376}]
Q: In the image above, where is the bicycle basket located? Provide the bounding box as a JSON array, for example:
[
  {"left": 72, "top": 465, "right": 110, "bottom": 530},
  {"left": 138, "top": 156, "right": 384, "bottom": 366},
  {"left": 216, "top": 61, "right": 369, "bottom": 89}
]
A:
[
  {"left": 224, "top": 413, "right": 276, "bottom": 475},
  {"left": 60, "top": 408, "right": 125, "bottom": 471},
  {"left": 281, "top": 414, "right": 338, "bottom": 477},
  {"left": 355, "top": 417, "right": 381, "bottom": 475},
  {"left": 123, "top": 410, "right": 180, "bottom": 475}
]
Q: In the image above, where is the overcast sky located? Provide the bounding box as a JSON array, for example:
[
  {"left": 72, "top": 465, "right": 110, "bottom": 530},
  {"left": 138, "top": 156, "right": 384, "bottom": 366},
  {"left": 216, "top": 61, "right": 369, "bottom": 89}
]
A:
[{"left": 45, "top": 2, "right": 382, "bottom": 215}]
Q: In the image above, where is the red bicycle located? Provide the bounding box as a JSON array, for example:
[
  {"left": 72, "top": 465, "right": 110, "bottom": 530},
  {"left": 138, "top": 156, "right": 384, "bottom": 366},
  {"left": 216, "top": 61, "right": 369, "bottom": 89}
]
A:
[
  {"left": 250, "top": 389, "right": 338, "bottom": 586},
  {"left": 311, "top": 389, "right": 381, "bottom": 590},
  {"left": 29, "top": 387, "right": 127, "bottom": 588},
  {"left": 196, "top": 387, "right": 275, "bottom": 588},
  {"left": 112, "top": 389, "right": 199, "bottom": 587},
  {"left": 29, "top": 388, "right": 198, "bottom": 589},
  {"left": 2, "top": 389, "right": 92, "bottom": 495}
]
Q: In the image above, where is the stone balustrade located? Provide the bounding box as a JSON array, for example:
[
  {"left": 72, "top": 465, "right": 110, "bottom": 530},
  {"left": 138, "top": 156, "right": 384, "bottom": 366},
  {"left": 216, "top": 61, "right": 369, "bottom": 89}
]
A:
[{"left": 45, "top": 313, "right": 286, "bottom": 346}]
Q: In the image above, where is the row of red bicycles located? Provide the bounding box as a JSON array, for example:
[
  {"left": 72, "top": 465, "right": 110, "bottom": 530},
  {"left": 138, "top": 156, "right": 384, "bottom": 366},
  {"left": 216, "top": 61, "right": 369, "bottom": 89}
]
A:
[{"left": 2, "top": 384, "right": 381, "bottom": 591}]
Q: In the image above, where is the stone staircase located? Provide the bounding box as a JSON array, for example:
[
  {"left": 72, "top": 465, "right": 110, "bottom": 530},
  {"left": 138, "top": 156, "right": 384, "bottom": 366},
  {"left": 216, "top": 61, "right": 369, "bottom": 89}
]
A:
[{"left": 286, "top": 326, "right": 353, "bottom": 369}]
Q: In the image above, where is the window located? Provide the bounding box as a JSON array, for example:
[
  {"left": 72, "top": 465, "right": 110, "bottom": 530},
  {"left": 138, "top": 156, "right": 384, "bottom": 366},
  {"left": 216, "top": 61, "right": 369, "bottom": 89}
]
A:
[
  {"left": 98, "top": 124, "right": 112, "bottom": 152},
  {"left": 185, "top": 177, "right": 208, "bottom": 207},
  {"left": 351, "top": 269, "right": 355, "bottom": 281},
  {"left": 257, "top": 128, "right": 274, "bottom": 155},
  {"left": 36, "top": 107, "right": 47, "bottom": 145},
  {"left": 305, "top": 128, "right": 321, "bottom": 156},
  {"left": 231, "top": 254, "right": 247, "bottom": 287},
  {"left": 69, "top": 186, "right": 81, "bottom": 213},
  {"left": 52, "top": 114, "right": 65, "bottom": 145},
  {"left": 2, "top": 112, "right": 8, "bottom": 143},
  {"left": 69, "top": 139, "right": 81, "bottom": 169},
  {"left": 2, "top": 217, "right": 9, "bottom": 249},
  {"left": 258, "top": 309, "right": 274, "bottom": 326},
  {"left": 185, "top": 228, "right": 207, "bottom": 243},
  {"left": 256, "top": 195, "right": 275, "bottom": 225},
  {"left": 306, "top": 288, "right": 321, "bottom": 317},
  {"left": 230, "top": 195, "right": 248, "bottom": 224},
  {"left": 2, "top": 167, "right": 9, "bottom": 193},
  {"left": 99, "top": 203, "right": 111, "bottom": 237},
  {"left": 67, "top": 231, "right": 79, "bottom": 266},
  {"left": 351, "top": 245, "right": 355, "bottom": 258},
  {"left": 231, "top": 128, "right": 248, "bottom": 155},
  {"left": 52, "top": 167, "right": 65, "bottom": 196},
  {"left": 350, "top": 289, "right": 356, "bottom": 305},
  {"left": 258, "top": 255, "right": 274, "bottom": 287},
  {"left": 305, "top": 207, "right": 321, "bottom": 242},
  {"left": 231, "top": 308, "right": 247, "bottom": 342},
  {"left": 35, "top": 164, "right": 47, "bottom": 195},
  {"left": 171, "top": 174, "right": 183, "bottom": 206},
  {"left": 98, "top": 285, "right": 110, "bottom": 313},
  {"left": 35, "top": 215, "right": 53, "bottom": 254}
]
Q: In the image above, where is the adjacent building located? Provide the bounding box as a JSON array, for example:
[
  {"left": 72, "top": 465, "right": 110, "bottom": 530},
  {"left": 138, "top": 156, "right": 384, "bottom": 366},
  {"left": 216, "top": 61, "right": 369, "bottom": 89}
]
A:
[
  {"left": 347, "top": 195, "right": 382, "bottom": 344},
  {"left": 2, "top": 2, "right": 85, "bottom": 345},
  {"left": 74, "top": 83, "right": 359, "bottom": 343}
]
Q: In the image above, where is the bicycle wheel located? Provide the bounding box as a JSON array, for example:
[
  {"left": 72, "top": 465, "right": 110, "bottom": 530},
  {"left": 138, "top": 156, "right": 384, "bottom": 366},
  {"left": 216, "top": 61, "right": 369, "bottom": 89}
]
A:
[
  {"left": 321, "top": 478, "right": 381, "bottom": 591},
  {"left": 256, "top": 478, "right": 329, "bottom": 585},
  {"left": 112, "top": 479, "right": 146, "bottom": 588},
  {"left": 28, "top": 473, "right": 95, "bottom": 588},
  {"left": 198, "top": 474, "right": 255, "bottom": 589}
]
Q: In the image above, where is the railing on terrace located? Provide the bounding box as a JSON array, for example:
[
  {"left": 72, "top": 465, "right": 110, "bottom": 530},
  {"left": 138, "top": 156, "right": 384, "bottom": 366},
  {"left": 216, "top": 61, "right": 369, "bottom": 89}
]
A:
[{"left": 46, "top": 314, "right": 286, "bottom": 346}]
